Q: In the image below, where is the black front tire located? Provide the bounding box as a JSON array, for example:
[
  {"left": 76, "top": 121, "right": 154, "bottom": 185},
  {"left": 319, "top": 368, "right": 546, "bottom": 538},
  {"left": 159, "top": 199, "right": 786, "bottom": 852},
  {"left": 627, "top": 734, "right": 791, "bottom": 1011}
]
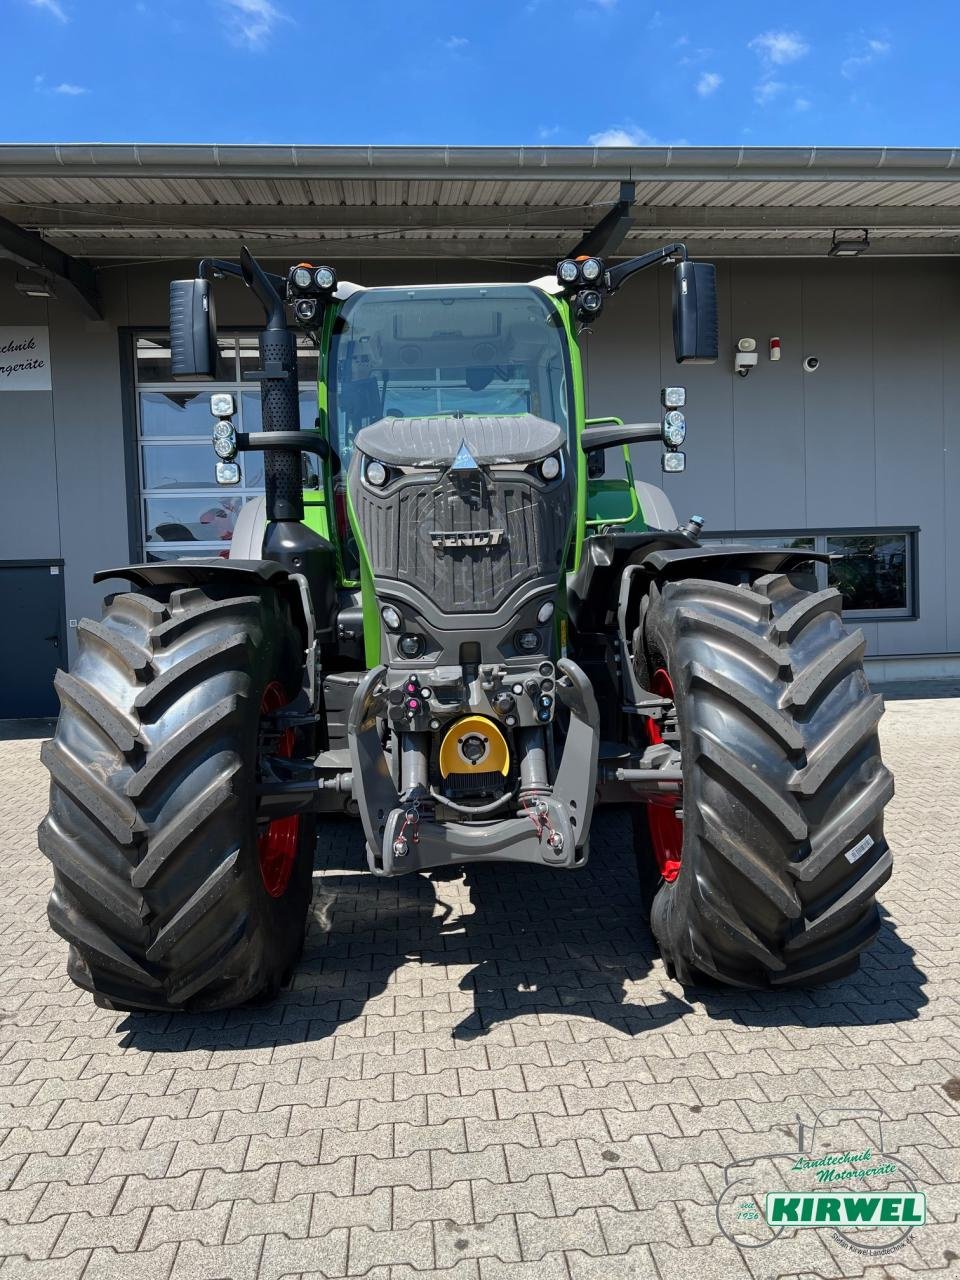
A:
[
  {"left": 636, "top": 572, "right": 893, "bottom": 989},
  {"left": 39, "top": 583, "right": 315, "bottom": 1012}
]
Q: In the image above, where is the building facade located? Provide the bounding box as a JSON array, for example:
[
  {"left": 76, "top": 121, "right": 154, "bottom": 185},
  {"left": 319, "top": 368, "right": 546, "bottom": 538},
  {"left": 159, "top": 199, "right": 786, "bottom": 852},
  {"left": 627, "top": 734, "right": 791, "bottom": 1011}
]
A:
[{"left": 1, "top": 145, "right": 958, "bottom": 714}]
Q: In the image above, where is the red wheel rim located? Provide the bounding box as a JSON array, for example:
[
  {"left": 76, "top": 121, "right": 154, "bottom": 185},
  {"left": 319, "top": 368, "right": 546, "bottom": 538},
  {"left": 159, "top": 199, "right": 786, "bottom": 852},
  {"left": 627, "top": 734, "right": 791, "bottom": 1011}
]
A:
[
  {"left": 643, "top": 667, "right": 683, "bottom": 884},
  {"left": 258, "top": 681, "right": 301, "bottom": 898}
]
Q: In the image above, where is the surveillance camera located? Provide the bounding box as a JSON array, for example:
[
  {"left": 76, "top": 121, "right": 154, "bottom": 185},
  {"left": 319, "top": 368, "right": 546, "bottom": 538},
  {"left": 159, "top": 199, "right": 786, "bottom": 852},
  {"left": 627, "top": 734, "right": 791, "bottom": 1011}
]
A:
[
  {"left": 734, "top": 351, "right": 758, "bottom": 377},
  {"left": 803, "top": 355, "right": 820, "bottom": 372}
]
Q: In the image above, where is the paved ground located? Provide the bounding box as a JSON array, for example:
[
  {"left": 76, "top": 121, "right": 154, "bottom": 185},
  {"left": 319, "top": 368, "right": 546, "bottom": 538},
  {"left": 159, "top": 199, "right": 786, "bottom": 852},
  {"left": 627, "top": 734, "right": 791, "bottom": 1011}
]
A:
[{"left": 1, "top": 692, "right": 958, "bottom": 1280}]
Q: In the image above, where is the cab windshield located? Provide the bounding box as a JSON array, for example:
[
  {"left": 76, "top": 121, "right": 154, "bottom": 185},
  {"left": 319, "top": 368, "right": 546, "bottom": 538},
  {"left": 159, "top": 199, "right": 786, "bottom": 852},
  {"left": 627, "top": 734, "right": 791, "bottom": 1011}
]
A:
[{"left": 327, "top": 284, "right": 571, "bottom": 473}]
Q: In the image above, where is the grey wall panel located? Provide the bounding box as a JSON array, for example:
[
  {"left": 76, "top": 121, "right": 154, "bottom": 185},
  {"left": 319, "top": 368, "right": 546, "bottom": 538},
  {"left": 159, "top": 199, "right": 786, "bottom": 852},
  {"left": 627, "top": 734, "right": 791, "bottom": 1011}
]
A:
[
  {"left": 580, "top": 270, "right": 661, "bottom": 423},
  {"left": 0, "top": 389, "right": 60, "bottom": 560},
  {"left": 945, "top": 272, "right": 960, "bottom": 654},
  {"left": 729, "top": 263, "right": 806, "bottom": 529},
  {"left": 0, "top": 268, "right": 60, "bottom": 562},
  {"left": 653, "top": 260, "right": 736, "bottom": 531},
  {"left": 801, "top": 263, "right": 877, "bottom": 528},
  {"left": 48, "top": 308, "right": 128, "bottom": 662},
  {"left": 872, "top": 263, "right": 945, "bottom": 655}
]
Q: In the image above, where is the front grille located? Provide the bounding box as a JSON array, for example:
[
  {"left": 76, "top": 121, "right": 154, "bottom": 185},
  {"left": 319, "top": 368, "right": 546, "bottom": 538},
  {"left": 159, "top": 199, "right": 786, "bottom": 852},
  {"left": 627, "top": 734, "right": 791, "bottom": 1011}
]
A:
[
  {"left": 352, "top": 470, "right": 571, "bottom": 612},
  {"left": 445, "top": 770, "right": 504, "bottom": 796}
]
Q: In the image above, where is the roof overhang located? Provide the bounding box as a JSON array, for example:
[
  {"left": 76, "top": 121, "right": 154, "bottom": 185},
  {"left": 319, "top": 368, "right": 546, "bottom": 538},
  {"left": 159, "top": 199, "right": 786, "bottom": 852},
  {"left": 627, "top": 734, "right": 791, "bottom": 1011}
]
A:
[{"left": 0, "top": 144, "right": 959, "bottom": 267}]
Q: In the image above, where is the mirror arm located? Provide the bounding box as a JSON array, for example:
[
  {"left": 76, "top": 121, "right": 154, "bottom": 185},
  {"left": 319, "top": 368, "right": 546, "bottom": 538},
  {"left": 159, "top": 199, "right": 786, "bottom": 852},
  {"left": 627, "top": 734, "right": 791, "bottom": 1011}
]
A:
[
  {"left": 605, "top": 242, "right": 687, "bottom": 293},
  {"left": 581, "top": 422, "right": 661, "bottom": 451},
  {"left": 567, "top": 180, "right": 636, "bottom": 259},
  {"left": 197, "top": 252, "right": 288, "bottom": 328}
]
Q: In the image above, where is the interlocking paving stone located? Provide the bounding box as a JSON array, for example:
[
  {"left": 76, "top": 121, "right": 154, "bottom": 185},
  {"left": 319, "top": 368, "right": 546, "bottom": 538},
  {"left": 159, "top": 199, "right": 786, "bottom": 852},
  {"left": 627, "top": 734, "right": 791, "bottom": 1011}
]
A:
[{"left": 0, "top": 693, "right": 958, "bottom": 1277}]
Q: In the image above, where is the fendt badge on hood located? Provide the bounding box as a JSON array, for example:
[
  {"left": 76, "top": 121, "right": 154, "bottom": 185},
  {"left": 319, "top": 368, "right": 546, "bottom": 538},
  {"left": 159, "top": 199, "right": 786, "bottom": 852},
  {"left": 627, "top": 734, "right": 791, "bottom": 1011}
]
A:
[{"left": 430, "top": 529, "right": 504, "bottom": 549}]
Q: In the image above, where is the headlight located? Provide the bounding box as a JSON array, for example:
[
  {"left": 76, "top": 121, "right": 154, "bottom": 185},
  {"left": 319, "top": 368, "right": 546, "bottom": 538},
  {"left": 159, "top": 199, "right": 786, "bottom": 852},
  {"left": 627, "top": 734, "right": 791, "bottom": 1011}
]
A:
[
  {"left": 580, "top": 257, "right": 603, "bottom": 282},
  {"left": 662, "top": 410, "right": 686, "bottom": 447},
  {"left": 365, "top": 460, "right": 388, "bottom": 487},
  {"left": 662, "top": 386, "right": 686, "bottom": 408},
  {"left": 213, "top": 419, "right": 234, "bottom": 440},
  {"left": 540, "top": 454, "right": 561, "bottom": 482},
  {"left": 214, "top": 433, "right": 237, "bottom": 460},
  {"left": 215, "top": 461, "right": 240, "bottom": 485},
  {"left": 314, "top": 266, "right": 337, "bottom": 291},
  {"left": 295, "top": 298, "right": 317, "bottom": 322},
  {"left": 381, "top": 605, "right": 401, "bottom": 631},
  {"left": 537, "top": 601, "right": 555, "bottom": 624},
  {"left": 576, "top": 289, "right": 603, "bottom": 314},
  {"left": 210, "top": 392, "right": 234, "bottom": 417},
  {"left": 291, "top": 266, "right": 313, "bottom": 291},
  {"left": 515, "top": 629, "right": 542, "bottom": 653},
  {"left": 557, "top": 259, "right": 580, "bottom": 285},
  {"left": 398, "top": 634, "right": 423, "bottom": 658},
  {"left": 662, "top": 451, "right": 686, "bottom": 473}
]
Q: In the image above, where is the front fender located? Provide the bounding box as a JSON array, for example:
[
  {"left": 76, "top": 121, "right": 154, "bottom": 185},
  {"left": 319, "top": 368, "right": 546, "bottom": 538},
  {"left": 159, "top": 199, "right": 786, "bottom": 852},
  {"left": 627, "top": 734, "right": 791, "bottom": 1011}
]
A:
[
  {"left": 92, "top": 558, "right": 312, "bottom": 649},
  {"left": 638, "top": 544, "right": 829, "bottom": 579}
]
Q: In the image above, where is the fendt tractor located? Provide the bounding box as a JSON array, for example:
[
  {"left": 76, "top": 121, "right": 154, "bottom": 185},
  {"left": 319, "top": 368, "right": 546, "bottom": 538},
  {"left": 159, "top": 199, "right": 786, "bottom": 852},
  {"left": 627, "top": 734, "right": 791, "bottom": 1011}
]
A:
[{"left": 39, "top": 190, "right": 893, "bottom": 1012}]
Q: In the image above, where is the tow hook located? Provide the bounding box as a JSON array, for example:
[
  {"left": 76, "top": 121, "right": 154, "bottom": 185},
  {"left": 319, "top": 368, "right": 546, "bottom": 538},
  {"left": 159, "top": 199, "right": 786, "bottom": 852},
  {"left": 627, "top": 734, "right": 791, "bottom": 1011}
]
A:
[{"left": 393, "top": 802, "right": 422, "bottom": 859}]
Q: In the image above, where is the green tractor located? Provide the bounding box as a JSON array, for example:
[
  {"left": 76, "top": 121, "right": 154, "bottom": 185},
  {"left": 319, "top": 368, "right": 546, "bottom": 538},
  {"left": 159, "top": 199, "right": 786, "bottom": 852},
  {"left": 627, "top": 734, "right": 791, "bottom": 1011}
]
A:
[{"left": 39, "top": 195, "right": 893, "bottom": 1011}]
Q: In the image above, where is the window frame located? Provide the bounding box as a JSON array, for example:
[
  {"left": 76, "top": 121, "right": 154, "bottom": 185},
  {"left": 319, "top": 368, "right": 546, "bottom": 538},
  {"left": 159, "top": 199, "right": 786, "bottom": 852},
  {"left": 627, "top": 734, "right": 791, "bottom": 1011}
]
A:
[
  {"left": 705, "top": 526, "right": 919, "bottom": 622},
  {"left": 130, "top": 329, "right": 319, "bottom": 561}
]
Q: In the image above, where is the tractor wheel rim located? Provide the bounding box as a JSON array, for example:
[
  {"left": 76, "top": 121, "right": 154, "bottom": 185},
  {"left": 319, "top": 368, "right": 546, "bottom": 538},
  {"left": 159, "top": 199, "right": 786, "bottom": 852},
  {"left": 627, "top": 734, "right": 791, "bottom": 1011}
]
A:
[
  {"left": 258, "top": 681, "right": 300, "bottom": 898},
  {"left": 644, "top": 667, "right": 683, "bottom": 884}
]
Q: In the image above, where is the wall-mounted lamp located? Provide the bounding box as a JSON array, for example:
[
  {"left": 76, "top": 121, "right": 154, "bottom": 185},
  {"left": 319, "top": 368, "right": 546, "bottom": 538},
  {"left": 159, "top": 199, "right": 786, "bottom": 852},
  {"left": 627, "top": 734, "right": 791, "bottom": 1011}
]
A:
[
  {"left": 14, "top": 277, "right": 56, "bottom": 300},
  {"left": 734, "top": 336, "right": 758, "bottom": 377},
  {"left": 828, "top": 228, "right": 870, "bottom": 258}
]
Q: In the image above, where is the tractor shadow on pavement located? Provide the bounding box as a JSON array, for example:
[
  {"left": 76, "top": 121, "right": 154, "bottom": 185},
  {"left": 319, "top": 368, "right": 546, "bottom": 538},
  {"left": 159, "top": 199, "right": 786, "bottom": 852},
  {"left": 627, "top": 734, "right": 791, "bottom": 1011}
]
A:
[{"left": 116, "top": 808, "right": 927, "bottom": 1053}]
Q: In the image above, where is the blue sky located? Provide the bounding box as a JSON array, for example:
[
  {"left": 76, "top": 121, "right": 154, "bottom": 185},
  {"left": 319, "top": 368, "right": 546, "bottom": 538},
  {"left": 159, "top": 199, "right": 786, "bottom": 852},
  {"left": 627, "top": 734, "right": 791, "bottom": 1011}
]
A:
[{"left": 8, "top": 0, "right": 959, "bottom": 147}]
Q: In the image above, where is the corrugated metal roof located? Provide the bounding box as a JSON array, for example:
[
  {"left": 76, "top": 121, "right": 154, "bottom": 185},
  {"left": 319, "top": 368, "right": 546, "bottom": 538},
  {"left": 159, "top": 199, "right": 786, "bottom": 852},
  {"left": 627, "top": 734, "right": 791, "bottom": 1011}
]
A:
[{"left": 1, "top": 144, "right": 958, "bottom": 260}]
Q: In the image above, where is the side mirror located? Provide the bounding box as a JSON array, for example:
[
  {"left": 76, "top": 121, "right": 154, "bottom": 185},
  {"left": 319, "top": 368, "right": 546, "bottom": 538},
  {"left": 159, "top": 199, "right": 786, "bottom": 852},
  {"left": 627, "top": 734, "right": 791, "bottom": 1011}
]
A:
[
  {"left": 673, "top": 261, "right": 718, "bottom": 364},
  {"left": 169, "top": 278, "right": 218, "bottom": 380}
]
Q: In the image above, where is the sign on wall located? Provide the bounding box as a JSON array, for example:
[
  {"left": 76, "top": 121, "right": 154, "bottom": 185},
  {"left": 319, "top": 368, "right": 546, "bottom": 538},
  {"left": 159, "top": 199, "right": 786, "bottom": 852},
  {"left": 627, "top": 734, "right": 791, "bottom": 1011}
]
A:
[{"left": 0, "top": 327, "right": 51, "bottom": 391}]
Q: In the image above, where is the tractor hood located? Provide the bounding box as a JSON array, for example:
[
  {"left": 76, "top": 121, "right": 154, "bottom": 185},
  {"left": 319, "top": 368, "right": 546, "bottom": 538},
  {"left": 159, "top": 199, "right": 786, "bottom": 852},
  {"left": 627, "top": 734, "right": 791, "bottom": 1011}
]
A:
[
  {"left": 353, "top": 414, "right": 566, "bottom": 469},
  {"left": 347, "top": 412, "right": 574, "bottom": 660}
]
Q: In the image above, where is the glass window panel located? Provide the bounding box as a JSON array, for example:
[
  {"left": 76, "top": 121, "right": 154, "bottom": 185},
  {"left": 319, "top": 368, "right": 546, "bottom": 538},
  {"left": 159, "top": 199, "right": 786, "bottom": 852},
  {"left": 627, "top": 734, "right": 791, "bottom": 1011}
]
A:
[
  {"left": 144, "top": 495, "right": 244, "bottom": 544},
  {"left": 134, "top": 336, "right": 172, "bottom": 383},
  {"left": 237, "top": 336, "right": 260, "bottom": 375},
  {"left": 142, "top": 442, "right": 241, "bottom": 491},
  {"left": 736, "top": 535, "right": 816, "bottom": 551},
  {"left": 827, "top": 534, "right": 908, "bottom": 612},
  {"left": 146, "top": 546, "right": 231, "bottom": 562},
  {"left": 140, "top": 391, "right": 218, "bottom": 438},
  {"left": 296, "top": 335, "right": 319, "bottom": 383},
  {"left": 136, "top": 335, "right": 235, "bottom": 383},
  {"left": 235, "top": 335, "right": 318, "bottom": 384},
  {"left": 241, "top": 390, "right": 319, "bottom": 432}
]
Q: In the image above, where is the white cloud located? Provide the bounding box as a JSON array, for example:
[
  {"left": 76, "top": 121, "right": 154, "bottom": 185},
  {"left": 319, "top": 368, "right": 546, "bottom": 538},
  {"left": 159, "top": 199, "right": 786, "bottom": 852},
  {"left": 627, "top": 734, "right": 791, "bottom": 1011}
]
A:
[
  {"left": 842, "top": 35, "right": 891, "bottom": 78},
  {"left": 538, "top": 124, "right": 561, "bottom": 140},
  {"left": 794, "top": 96, "right": 811, "bottom": 111},
  {"left": 34, "top": 74, "right": 88, "bottom": 95},
  {"left": 220, "top": 0, "right": 286, "bottom": 50},
  {"left": 589, "top": 126, "right": 658, "bottom": 147},
  {"left": 589, "top": 0, "right": 618, "bottom": 8},
  {"left": 697, "top": 71, "right": 722, "bottom": 96},
  {"left": 28, "top": 0, "right": 67, "bottom": 20},
  {"left": 748, "top": 30, "right": 809, "bottom": 65},
  {"left": 444, "top": 35, "right": 468, "bottom": 49},
  {"left": 754, "top": 78, "right": 786, "bottom": 105},
  {"left": 749, "top": 30, "right": 806, "bottom": 107}
]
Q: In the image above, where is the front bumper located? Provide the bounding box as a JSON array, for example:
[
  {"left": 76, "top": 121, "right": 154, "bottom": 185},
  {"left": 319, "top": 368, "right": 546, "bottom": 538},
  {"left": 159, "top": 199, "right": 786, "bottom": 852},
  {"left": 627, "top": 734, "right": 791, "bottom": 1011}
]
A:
[{"left": 347, "top": 659, "right": 600, "bottom": 876}]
